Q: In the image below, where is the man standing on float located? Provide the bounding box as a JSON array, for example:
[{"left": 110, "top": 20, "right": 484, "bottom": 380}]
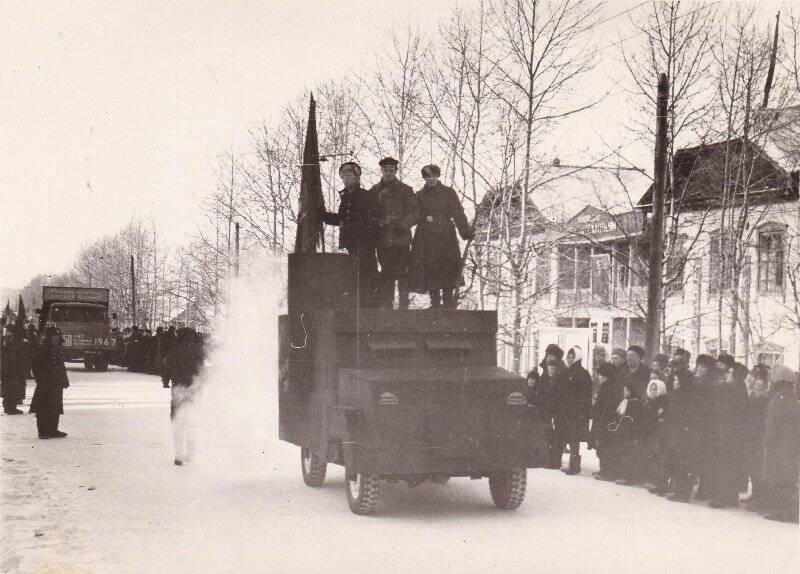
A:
[
  {"left": 370, "top": 157, "right": 418, "bottom": 309},
  {"left": 320, "top": 161, "right": 381, "bottom": 307}
]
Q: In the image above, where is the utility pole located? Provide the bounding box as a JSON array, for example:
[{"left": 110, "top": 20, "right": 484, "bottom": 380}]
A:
[
  {"left": 130, "top": 255, "right": 137, "bottom": 327},
  {"left": 234, "top": 222, "right": 240, "bottom": 278},
  {"left": 645, "top": 73, "right": 669, "bottom": 363}
]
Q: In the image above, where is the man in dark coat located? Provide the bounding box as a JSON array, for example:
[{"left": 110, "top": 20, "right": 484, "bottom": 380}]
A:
[
  {"left": 409, "top": 164, "right": 473, "bottom": 308},
  {"left": 759, "top": 365, "right": 799, "bottom": 523},
  {"left": 30, "top": 325, "right": 69, "bottom": 438},
  {"left": 623, "top": 345, "right": 650, "bottom": 400},
  {"left": 321, "top": 161, "right": 381, "bottom": 308},
  {"left": 553, "top": 346, "right": 593, "bottom": 475},
  {"left": 370, "top": 157, "right": 418, "bottom": 309},
  {"left": 532, "top": 344, "right": 565, "bottom": 469},
  {"left": 1, "top": 328, "right": 27, "bottom": 414},
  {"left": 590, "top": 361, "right": 624, "bottom": 480},
  {"left": 169, "top": 327, "right": 205, "bottom": 465},
  {"left": 743, "top": 364, "right": 771, "bottom": 510},
  {"left": 665, "top": 365, "right": 700, "bottom": 502}
]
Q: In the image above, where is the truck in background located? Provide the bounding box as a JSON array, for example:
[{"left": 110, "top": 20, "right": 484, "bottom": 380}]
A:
[{"left": 37, "top": 286, "right": 121, "bottom": 371}]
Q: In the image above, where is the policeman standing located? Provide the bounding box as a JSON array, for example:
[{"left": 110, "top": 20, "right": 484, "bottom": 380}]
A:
[
  {"left": 370, "top": 157, "right": 418, "bottom": 309},
  {"left": 321, "top": 161, "right": 380, "bottom": 307}
]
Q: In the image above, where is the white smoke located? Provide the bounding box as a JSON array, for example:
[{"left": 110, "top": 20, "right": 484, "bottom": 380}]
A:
[{"left": 189, "top": 254, "right": 287, "bottom": 475}]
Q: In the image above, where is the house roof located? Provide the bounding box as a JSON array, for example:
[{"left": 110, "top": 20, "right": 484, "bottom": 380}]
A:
[
  {"left": 474, "top": 185, "right": 547, "bottom": 240},
  {"left": 637, "top": 138, "right": 798, "bottom": 210},
  {"left": 563, "top": 205, "right": 644, "bottom": 240}
]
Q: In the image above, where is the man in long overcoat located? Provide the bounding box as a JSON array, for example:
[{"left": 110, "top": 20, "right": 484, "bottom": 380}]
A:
[
  {"left": 321, "top": 161, "right": 381, "bottom": 307},
  {"left": 370, "top": 157, "right": 418, "bottom": 309},
  {"left": 409, "top": 164, "right": 473, "bottom": 308},
  {"left": 553, "top": 346, "right": 593, "bottom": 475},
  {"left": 531, "top": 344, "right": 565, "bottom": 469},
  {"left": 1, "top": 328, "right": 27, "bottom": 414},
  {"left": 30, "top": 325, "right": 69, "bottom": 438},
  {"left": 590, "top": 361, "right": 624, "bottom": 480}
]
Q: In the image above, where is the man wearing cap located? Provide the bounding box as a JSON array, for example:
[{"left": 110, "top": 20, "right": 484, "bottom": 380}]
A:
[
  {"left": 370, "top": 157, "right": 418, "bottom": 309},
  {"left": 321, "top": 162, "right": 380, "bottom": 307},
  {"left": 409, "top": 164, "right": 473, "bottom": 308}
]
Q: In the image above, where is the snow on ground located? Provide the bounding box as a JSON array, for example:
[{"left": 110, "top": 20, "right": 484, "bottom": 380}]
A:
[{"left": 3, "top": 270, "right": 798, "bottom": 573}]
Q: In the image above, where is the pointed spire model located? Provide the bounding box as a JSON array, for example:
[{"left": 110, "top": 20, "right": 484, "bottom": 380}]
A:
[{"left": 294, "top": 93, "right": 325, "bottom": 253}]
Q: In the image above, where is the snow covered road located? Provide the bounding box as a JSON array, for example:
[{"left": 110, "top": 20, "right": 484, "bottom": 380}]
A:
[{"left": 2, "top": 367, "right": 798, "bottom": 573}]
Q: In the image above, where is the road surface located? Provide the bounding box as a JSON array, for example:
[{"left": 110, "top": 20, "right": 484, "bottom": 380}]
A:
[{"left": 2, "top": 366, "right": 798, "bottom": 573}]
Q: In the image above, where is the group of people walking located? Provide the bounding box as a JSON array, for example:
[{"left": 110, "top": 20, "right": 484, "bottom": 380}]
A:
[
  {"left": 528, "top": 344, "right": 800, "bottom": 523},
  {"left": 120, "top": 325, "right": 179, "bottom": 387},
  {"left": 321, "top": 158, "right": 473, "bottom": 309}
]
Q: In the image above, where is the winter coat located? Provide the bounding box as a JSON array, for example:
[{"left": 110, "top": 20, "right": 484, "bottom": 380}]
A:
[
  {"left": 531, "top": 360, "right": 566, "bottom": 427},
  {"left": 591, "top": 376, "right": 624, "bottom": 448},
  {"left": 409, "top": 183, "right": 471, "bottom": 292},
  {"left": 321, "top": 185, "right": 380, "bottom": 254},
  {"left": 761, "top": 381, "right": 800, "bottom": 490},
  {"left": 29, "top": 341, "right": 69, "bottom": 416},
  {"left": 552, "top": 360, "right": 593, "bottom": 442},
  {"left": 745, "top": 393, "right": 771, "bottom": 478},
  {"left": 623, "top": 364, "right": 650, "bottom": 400},
  {"left": 698, "top": 380, "right": 748, "bottom": 496},
  {"left": 666, "top": 382, "right": 701, "bottom": 473},
  {"left": 1, "top": 337, "right": 27, "bottom": 402},
  {"left": 370, "top": 179, "right": 418, "bottom": 248},
  {"left": 169, "top": 332, "right": 204, "bottom": 387}
]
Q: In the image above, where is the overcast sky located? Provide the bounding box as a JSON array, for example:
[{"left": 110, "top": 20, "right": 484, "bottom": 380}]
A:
[{"left": 0, "top": 1, "right": 781, "bottom": 288}]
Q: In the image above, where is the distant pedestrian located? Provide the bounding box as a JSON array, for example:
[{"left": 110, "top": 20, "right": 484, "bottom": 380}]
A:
[
  {"left": 29, "top": 325, "right": 69, "bottom": 438},
  {"left": 169, "top": 327, "right": 205, "bottom": 465},
  {"left": 1, "top": 328, "right": 27, "bottom": 414}
]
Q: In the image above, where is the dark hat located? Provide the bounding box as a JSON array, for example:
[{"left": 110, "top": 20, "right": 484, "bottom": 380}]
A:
[
  {"left": 611, "top": 347, "right": 626, "bottom": 359},
  {"left": 696, "top": 354, "right": 716, "bottom": 369},
  {"left": 596, "top": 362, "right": 617, "bottom": 379},
  {"left": 378, "top": 157, "right": 399, "bottom": 167},
  {"left": 544, "top": 343, "right": 564, "bottom": 361},
  {"left": 339, "top": 161, "right": 362, "bottom": 176},
  {"left": 526, "top": 368, "right": 539, "bottom": 380},
  {"left": 627, "top": 345, "right": 645, "bottom": 359},
  {"left": 421, "top": 164, "right": 441, "bottom": 177},
  {"left": 716, "top": 353, "right": 735, "bottom": 369},
  {"left": 653, "top": 353, "right": 669, "bottom": 366},
  {"left": 673, "top": 347, "right": 690, "bottom": 359}
]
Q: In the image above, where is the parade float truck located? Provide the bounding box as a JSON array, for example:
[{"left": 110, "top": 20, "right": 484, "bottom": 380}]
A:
[
  {"left": 37, "top": 286, "right": 121, "bottom": 371},
  {"left": 278, "top": 253, "right": 549, "bottom": 515}
]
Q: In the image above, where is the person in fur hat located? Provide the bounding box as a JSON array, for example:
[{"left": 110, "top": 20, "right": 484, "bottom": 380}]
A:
[
  {"left": 760, "top": 365, "right": 800, "bottom": 523},
  {"left": 29, "top": 325, "right": 69, "bottom": 438},
  {"left": 532, "top": 344, "right": 565, "bottom": 469},
  {"left": 552, "top": 346, "right": 593, "bottom": 475},
  {"left": 590, "top": 361, "right": 624, "bottom": 480}
]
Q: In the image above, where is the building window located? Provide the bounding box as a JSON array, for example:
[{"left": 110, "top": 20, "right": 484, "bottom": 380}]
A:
[
  {"left": 576, "top": 246, "right": 591, "bottom": 289},
  {"left": 556, "top": 317, "right": 573, "bottom": 328},
  {"left": 575, "top": 318, "right": 590, "bottom": 328},
  {"left": 558, "top": 245, "right": 575, "bottom": 290},
  {"left": 591, "top": 322, "right": 598, "bottom": 343},
  {"left": 615, "top": 243, "right": 630, "bottom": 289},
  {"left": 535, "top": 249, "right": 551, "bottom": 293},
  {"left": 709, "top": 229, "right": 733, "bottom": 294},
  {"left": 601, "top": 323, "right": 610, "bottom": 344},
  {"left": 757, "top": 224, "right": 785, "bottom": 294}
]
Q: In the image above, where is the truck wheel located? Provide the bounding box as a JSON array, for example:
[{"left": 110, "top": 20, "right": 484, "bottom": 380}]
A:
[
  {"left": 345, "top": 471, "right": 380, "bottom": 515},
  {"left": 84, "top": 359, "right": 94, "bottom": 371},
  {"left": 489, "top": 468, "right": 527, "bottom": 510},
  {"left": 95, "top": 360, "right": 108, "bottom": 372},
  {"left": 300, "top": 446, "right": 327, "bottom": 487}
]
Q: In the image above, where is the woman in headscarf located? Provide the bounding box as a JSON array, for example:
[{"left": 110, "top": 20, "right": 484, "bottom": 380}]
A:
[
  {"left": 409, "top": 164, "right": 473, "bottom": 308},
  {"left": 29, "top": 324, "right": 69, "bottom": 438}
]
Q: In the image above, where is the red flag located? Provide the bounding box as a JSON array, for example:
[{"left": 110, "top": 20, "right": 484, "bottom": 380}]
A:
[
  {"left": 16, "top": 295, "right": 26, "bottom": 329},
  {"left": 294, "top": 94, "right": 325, "bottom": 253}
]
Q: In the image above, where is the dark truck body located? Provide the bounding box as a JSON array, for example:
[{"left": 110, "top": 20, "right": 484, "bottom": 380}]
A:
[
  {"left": 39, "top": 286, "right": 121, "bottom": 370},
  {"left": 278, "top": 253, "right": 548, "bottom": 513}
]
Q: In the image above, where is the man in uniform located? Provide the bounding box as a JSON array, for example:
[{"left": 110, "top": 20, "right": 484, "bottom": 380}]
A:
[
  {"left": 321, "top": 161, "right": 380, "bottom": 307},
  {"left": 370, "top": 157, "right": 418, "bottom": 309}
]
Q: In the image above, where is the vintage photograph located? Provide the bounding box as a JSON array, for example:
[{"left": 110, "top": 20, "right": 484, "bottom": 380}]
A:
[{"left": 1, "top": 1, "right": 798, "bottom": 572}]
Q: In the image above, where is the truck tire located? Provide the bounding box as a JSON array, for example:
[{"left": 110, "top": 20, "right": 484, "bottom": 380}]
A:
[
  {"left": 345, "top": 471, "right": 380, "bottom": 515},
  {"left": 300, "top": 446, "right": 327, "bottom": 487},
  {"left": 95, "top": 360, "right": 109, "bottom": 372},
  {"left": 84, "top": 359, "right": 94, "bottom": 371},
  {"left": 489, "top": 468, "right": 527, "bottom": 510}
]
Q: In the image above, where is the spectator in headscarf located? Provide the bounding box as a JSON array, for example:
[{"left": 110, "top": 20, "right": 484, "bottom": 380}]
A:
[{"left": 644, "top": 372, "right": 670, "bottom": 495}]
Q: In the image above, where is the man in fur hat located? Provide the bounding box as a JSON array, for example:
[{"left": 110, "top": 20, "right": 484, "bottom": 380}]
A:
[
  {"left": 553, "top": 346, "right": 593, "bottom": 475},
  {"left": 321, "top": 161, "right": 381, "bottom": 307},
  {"left": 370, "top": 157, "right": 418, "bottom": 309},
  {"left": 532, "top": 344, "right": 565, "bottom": 469}
]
